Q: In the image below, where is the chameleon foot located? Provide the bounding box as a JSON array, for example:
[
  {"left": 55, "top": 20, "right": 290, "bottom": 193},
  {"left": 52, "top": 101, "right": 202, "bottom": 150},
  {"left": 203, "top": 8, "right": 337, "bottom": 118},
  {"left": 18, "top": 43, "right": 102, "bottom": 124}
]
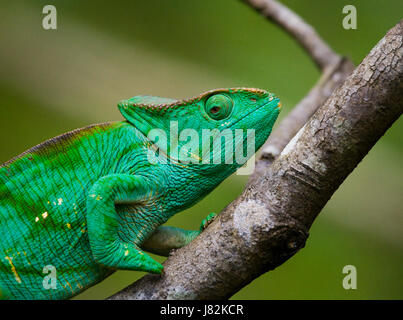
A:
[
  {"left": 118, "top": 248, "right": 164, "bottom": 274},
  {"left": 199, "top": 212, "right": 217, "bottom": 232},
  {"left": 133, "top": 249, "right": 164, "bottom": 274}
]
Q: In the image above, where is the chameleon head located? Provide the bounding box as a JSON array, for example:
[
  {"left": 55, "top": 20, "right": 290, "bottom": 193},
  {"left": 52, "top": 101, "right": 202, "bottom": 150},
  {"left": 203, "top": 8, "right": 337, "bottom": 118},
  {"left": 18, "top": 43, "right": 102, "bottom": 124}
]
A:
[{"left": 118, "top": 88, "right": 281, "bottom": 172}]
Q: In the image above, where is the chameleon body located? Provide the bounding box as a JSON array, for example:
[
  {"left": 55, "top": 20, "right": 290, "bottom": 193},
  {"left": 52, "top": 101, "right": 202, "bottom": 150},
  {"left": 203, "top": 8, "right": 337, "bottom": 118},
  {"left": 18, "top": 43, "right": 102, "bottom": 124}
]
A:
[{"left": 0, "top": 88, "right": 281, "bottom": 299}]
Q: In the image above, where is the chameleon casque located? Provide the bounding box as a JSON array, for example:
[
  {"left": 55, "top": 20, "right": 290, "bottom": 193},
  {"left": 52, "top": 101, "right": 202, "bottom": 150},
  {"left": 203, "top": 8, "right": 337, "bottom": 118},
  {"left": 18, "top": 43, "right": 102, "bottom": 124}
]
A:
[{"left": 0, "top": 88, "right": 281, "bottom": 299}]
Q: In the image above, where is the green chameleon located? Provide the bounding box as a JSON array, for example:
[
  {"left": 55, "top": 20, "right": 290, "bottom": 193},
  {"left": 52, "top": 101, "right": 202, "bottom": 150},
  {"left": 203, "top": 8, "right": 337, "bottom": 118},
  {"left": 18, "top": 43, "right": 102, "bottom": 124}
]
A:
[{"left": 0, "top": 88, "right": 281, "bottom": 299}]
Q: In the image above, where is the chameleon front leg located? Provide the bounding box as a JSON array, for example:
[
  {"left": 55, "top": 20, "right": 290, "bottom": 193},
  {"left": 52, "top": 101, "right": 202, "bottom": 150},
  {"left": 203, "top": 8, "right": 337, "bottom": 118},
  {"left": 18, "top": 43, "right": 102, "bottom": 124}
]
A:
[
  {"left": 141, "top": 213, "right": 217, "bottom": 257},
  {"left": 86, "top": 174, "right": 164, "bottom": 274}
]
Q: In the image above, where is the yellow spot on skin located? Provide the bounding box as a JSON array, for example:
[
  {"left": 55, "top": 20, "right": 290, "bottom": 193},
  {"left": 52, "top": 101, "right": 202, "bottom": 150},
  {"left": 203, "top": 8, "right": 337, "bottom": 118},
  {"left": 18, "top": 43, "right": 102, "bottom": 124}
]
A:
[
  {"left": 191, "top": 153, "right": 202, "bottom": 161},
  {"left": 42, "top": 212, "right": 48, "bottom": 219},
  {"left": 4, "top": 256, "right": 21, "bottom": 283},
  {"left": 66, "top": 223, "right": 71, "bottom": 229},
  {"left": 124, "top": 250, "right": 129, "bottom": 256},
  {"left": 57, "top": 198, "right": 63, "bottom": 205},
  {"left": 35, "top": 217, "right": 40, "bottom": 222},
  {"left": 96, "top": 195, "right": 102, "bottom": 201},
  {"left": 81, "top": 229, "right": 86, "bottom": 233}
]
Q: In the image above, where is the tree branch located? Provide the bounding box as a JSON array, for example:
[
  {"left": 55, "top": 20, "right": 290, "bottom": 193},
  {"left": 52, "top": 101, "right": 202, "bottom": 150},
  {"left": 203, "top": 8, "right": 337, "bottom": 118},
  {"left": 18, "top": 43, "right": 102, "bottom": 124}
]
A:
[
  {"left": 110, "top": 0, "right": 401, "bottom": 299},
  {"left": 243, "top": 0, "right": 354, "bottom": 184},
  {"left": 109, "top": 20, "right": 402, "bottom": 300},
  {"left": 252, "top": 56, "right": 354, "bottom": 182},
  {"left": 243, "top": 0, "right": 339, "bottom": 71},
  {"left": 243, "top": 0, "right": 355, "bottom": 182}
]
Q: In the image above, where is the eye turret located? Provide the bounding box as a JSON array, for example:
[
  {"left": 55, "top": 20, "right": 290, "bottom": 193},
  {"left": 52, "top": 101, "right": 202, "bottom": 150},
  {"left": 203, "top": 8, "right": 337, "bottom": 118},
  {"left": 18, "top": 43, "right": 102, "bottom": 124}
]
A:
[{"left": 204, "top": 94, "right": 233, "bottom": 120}]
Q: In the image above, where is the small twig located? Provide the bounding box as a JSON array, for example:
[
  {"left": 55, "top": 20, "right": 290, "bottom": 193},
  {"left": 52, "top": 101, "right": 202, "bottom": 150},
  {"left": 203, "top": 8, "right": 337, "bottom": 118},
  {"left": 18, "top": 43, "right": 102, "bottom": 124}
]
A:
[
  {"left": 243, "top": 0, "right": 340, "bottom": 71},
  {"left": 242, "top": 0, "right": 355, "bottom": 183},
  {"left": 250, "top": 57, "right": 354, "bottom": 182}
]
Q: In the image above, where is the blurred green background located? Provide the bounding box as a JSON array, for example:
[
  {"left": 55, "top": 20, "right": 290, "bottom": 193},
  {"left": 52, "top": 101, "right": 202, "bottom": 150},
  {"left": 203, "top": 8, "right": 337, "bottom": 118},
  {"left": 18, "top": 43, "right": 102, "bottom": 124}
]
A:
[{"left": 0, "top": 0, "right": 402, "bottom": 299}]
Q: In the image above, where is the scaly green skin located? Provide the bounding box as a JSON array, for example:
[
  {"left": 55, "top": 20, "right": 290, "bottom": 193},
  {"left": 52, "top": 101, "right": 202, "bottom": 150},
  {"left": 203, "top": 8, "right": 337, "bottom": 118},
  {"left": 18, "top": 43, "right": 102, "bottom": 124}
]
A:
[{"left": 0, "top": 88, "right": 281, "bottom": 299}]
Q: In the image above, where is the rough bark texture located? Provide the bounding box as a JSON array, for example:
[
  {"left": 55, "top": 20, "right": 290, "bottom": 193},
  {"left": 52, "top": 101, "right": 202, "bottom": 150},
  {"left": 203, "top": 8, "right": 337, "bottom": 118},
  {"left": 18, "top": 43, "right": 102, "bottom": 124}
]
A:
[
  {"left": 244, "top": 0, "right": 355, "bottom": 183},
  {"left": 253, "top": 57, "right": 354, "bottom": 181},
  {"left": 109, "top": 20, "right": 402, "bottom": 300}
]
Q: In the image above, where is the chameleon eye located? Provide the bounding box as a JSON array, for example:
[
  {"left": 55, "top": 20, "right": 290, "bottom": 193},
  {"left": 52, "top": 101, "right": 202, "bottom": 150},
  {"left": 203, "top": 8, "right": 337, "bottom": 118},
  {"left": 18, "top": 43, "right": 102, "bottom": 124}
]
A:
[{"left": 205, "top": 94, "right": 233, "bottom": 120}]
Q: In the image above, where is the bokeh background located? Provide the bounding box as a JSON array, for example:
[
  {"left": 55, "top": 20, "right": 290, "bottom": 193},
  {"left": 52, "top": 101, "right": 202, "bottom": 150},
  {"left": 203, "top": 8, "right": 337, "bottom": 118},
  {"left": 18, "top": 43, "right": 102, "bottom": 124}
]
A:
[{"left": 0, "top": 0, "right": 402, "bottom": 299}]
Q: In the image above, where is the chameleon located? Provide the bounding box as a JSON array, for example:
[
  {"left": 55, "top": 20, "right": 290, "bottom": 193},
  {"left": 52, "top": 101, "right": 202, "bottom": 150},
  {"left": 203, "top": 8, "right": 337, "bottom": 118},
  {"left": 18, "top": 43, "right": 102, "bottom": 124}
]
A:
[{"left": 0, "top": 87, "right": 281, "bottom": 299}]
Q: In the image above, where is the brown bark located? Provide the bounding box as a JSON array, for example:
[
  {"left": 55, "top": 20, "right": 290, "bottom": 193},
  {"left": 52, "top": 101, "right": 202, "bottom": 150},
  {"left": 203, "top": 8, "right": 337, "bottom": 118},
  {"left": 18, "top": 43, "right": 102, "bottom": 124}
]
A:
[{"left": 108, "top": 5, "right": 402, "bottom": 300}]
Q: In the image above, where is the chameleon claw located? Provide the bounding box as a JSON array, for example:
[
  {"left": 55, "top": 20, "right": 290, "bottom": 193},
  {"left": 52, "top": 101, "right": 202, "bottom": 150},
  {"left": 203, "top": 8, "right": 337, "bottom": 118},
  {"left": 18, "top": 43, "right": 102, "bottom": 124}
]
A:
[{"left": 199, "top": 212, "right": 217, "bottom": 232}]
